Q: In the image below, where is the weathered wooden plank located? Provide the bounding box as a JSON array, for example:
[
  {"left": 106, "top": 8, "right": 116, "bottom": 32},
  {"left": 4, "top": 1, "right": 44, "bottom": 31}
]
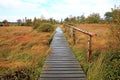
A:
[
  {"left": 47, "top": 56, "right": 75, "bottom": 59},
  {"left": 40, "top": 78, "right": 86, "bottom": 80},
  {"left": 40, "top": 73, "right": 85, "bottom": 78},
  {"left": 41, "top": 71, "right": 84, "bottom": 74},
  {"left": 46, "top": 57, "right": 76, "bottom": 60},
  {"left": 43, "top": 64, "right": 81, "bottom": 68},
  {"left": 45, "top": 62, "right": 79, "bottom": 64},
  {"left": 51, "top": 47, "right": 69, "bottom": 49},
  {"left": 45, "top": 63, "right": 80, "bottom": 65},
  {"left": 45, "top": 60, "right": 78, "bottom": 63},
  {"left": 46, "top": 59, "right": 76, "bottom": 61},
  {"left": 42, "top": 67, "right": 83, "bottom": 71}
]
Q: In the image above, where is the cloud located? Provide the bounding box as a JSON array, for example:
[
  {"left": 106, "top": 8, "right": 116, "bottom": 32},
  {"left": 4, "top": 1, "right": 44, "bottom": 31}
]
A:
[
  {"left": 48, "top": 0, "right": 117, "bottom": 19},
  {"left": 24, "top": 0, "right": 46, "bottom": 3},
  {"left": 0, "top": 0, "right": 38, "bottom": 14},
  {"left": 0, "top": 0, "right": 43, "bottom": 20},
  {"left": 0, "top": 0, "right": 118, "bottom": 21}
]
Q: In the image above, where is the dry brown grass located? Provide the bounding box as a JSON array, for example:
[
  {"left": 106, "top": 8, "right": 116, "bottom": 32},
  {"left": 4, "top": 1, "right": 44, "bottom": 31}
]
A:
[
  {"left": 73, "top": 24, "right": 110, "bottom": 53},
  {"left": 0, "top": 26, "right": 51, "bottom": 70}
]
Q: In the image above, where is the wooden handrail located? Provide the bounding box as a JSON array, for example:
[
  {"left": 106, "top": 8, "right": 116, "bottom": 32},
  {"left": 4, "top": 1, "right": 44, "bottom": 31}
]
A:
[
  {"left": 63, "top": 24, "right": 97, "bottom": 62},
  {"left": 64, "top": 24, "right": 96, "bottom": 36}
]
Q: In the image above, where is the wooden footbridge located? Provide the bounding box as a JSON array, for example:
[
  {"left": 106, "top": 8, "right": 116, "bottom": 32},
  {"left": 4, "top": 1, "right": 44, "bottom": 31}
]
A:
[{"left": 39, "top": 27, "right": 86, "bottom": 80}]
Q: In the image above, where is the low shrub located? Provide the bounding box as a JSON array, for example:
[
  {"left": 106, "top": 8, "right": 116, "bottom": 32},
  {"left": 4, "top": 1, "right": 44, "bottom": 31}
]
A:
[
  {"left": 33, "top": 23, "right": 40, "bottom": 29},
  {"left": 37, "top": 23, "right": 54, "bottom": 32}
]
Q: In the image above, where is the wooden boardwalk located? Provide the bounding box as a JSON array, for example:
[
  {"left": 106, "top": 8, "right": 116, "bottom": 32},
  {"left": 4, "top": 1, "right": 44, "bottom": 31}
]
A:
[{"left": 39, "top": 27, "right": 86, "bottom": 80}]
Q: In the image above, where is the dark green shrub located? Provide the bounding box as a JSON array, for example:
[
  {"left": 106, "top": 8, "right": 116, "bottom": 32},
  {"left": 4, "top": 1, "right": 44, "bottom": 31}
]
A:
[{"left": 37, "top": 23, "right": 54, "bottom": 32}]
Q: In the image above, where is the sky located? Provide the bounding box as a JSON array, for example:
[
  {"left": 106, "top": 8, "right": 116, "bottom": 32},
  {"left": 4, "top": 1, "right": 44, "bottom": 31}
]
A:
[{"left": 0, "top": 0, "right": 119, "bottom": 22}]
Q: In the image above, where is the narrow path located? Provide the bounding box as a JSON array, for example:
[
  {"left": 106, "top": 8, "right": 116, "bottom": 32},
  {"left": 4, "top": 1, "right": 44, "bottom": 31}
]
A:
[{"left": 39, "top": 27, "right": 86, "bottom": 80}]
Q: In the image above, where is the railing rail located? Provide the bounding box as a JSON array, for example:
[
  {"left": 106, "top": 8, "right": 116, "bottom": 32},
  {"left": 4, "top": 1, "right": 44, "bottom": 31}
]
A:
[{"left": 63, "top": 24, "right": 97, "bottom": 62}]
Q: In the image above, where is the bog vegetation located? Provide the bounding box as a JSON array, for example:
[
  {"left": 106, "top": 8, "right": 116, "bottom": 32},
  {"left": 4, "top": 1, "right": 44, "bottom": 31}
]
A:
[
  {"left": 0, "top": 19, "right": 55, "bottom": 79},
  {"left": 0, "top": 26, "right": 54, "bottom": 80},
  {"left": 0, "top": 6, "right": 120, "bottom": 80},
  {"left": 63, "top": 6, "right": 120, "bottom": 80}
]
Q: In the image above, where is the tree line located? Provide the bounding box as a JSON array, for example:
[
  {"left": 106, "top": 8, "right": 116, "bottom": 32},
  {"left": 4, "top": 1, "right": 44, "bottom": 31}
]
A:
[
  {"left": 64, "top": 8, "right": 120, "bottom": 24},
  {"left": 0, "top": 6, "right": 120, "bottom": 26},
  {"left": 0, "top": 17, "right": 59, "bottom": 26}
]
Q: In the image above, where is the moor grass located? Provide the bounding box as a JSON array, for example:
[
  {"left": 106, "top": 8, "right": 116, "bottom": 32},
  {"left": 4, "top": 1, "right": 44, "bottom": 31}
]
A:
[{"left": 0, "top": 26, "right": 52, "bottom": 79}]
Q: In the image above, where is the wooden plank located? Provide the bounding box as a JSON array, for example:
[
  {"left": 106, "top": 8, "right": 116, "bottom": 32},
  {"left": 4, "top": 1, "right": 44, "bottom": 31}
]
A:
[
  {"left": 39, "top": 78, "right": 86, "bottom": 80},
  {"left": 43, "top": 64, "right": 81, "bottom": 68},
  {"left": 52, "top": 47, "right": 68, "bottom": 48},
  {"left": 41, "top": 71, "right": 84, "bottom": 74},
  {"left": 46, "top": 61, "right": 78, "bottom": 63},
  {"left": 47, "top": 56, "right": 75, "bottom": 59},
  {"left": 46, "top": 57, "right": 76, "bottom": 60},
  {"left": 46, "top": 59, "right": 76, "bottom": 61},
  {"left": 42, "top": 67, "right": 83, "bottom": 71},
  {"left": 46, "top": 59, "right": 76, "bottom": 60},
  {"left": 45, "top": 62, "right": 79, "bottom": 64},
  {"left": 40, "top": 73, "right": 85, "bottom": 78},
  {"left": 45, "top": 63, "right": 80, "bottom": 65},
  {"left": 43, "top": 66, "right": 81, "bottom": 68}
]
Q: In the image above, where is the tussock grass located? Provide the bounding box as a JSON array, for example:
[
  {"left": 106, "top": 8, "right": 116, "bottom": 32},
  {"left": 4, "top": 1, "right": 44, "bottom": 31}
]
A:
[{"left": 0, "top": 26, "right": 53, "bottom": 79}]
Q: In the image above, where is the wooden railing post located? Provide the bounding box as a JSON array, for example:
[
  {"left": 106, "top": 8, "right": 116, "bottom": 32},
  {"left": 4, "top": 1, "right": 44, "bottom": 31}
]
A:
[
  {"left": 88, "top": 35, "right": 92, "bottom": 62},
  {"left": 64, "top": 25, "right": 67, "bottom": 32},
  {"left": 70, "top": 28, "right": 73, "bottom": 38},
  {"left": 73, "top": 29, "right": 76, "bottom": 45}
]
